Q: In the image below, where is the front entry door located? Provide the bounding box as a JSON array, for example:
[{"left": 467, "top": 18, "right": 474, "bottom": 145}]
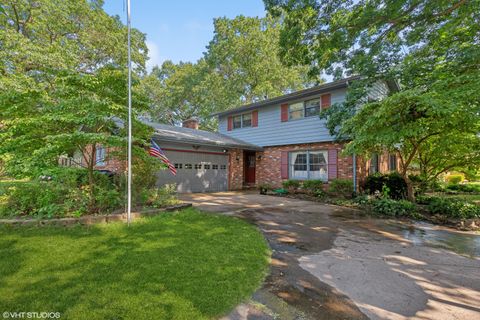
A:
[{"left": 244, "top": 151, "right": 256, "bottom": 184}]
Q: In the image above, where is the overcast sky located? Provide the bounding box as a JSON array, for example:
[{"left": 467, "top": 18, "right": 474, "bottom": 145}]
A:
[{"left": 103, "top": 0, "right": 266, "bottom": 70}]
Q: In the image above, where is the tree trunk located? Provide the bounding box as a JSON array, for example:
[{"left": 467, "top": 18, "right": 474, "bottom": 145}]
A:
[{"left": 403, "top": 174, "right": 415, "bottom": 202}]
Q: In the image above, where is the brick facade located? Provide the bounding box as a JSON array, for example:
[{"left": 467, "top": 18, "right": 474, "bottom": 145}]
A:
[
  {"left": 228, "top": 142, "right": 398, "bottom": 191},
  {"left": 253, "top": 141, "right": 353, "bottom": 188},
  {"left": 228, "top": 148, "right": 244, "bottom": 190}
]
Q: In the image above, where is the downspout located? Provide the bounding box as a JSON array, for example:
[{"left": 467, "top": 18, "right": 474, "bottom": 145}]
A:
[{"left": 352, "top": 153, "right": 357, "bottom": 195}]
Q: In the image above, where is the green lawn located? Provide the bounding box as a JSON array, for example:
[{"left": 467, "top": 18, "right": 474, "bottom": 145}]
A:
[{"left": 0, "top": 208, "right": 270, "bottom": 319}]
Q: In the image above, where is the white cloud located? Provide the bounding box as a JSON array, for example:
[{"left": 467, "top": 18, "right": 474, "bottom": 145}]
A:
[{"left": 146, "top": 40, "right": 163, "bottom": 71}]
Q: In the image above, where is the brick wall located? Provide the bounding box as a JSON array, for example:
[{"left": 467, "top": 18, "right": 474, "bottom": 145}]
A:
[
  {"left": 255, "top": 141, "right": 353, "bottom": 188},
  {"left": 228, "top": 148, "right": 244, "bottom": 190}
]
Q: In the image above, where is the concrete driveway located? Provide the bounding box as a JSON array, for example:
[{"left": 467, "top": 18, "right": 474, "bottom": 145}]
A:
[{"left": 179, "top": 192, "right": 480, "bottom": 320}]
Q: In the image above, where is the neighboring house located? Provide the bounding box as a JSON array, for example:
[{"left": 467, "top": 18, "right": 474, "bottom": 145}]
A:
[{"left": 70, "top": 77, "right": 399, "bottom": 193}]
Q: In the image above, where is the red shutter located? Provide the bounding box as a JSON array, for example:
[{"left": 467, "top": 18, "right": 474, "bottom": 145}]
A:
[
  {"left": 252, "top": 110, "right": 258, "bottom": 127},
  {"left": 328, "top": 149, "right": 337, "bottom": 180},
  {"left": 227, "top": 116, "right": 233, "bottom": 131},
  {"left": 321, "top": 93, "right": 331, "bottom": 109},
  {"left": 280, "top": 103, "right": 289, "bottom": 122},
  {"left": 280, "top": 151, "right": 289, "bottom": 179}
]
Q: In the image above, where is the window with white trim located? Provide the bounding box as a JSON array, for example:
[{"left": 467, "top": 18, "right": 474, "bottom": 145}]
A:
[
  {"left": 288, "top": 99, "right": 321, "bottom": 120},
  {"left": 370, "top": 154, "right": 379, "bottom": 174},
  {"left": 289, "top": 150, "right": 328, "bottom": 181},
  {"left": 389, "top": 154, "right": 397, "bottom": 171}
]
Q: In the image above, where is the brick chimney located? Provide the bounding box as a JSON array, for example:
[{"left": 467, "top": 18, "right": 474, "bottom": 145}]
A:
[{"left": 182, "top": 118, "right": 199, "bottom": 130}]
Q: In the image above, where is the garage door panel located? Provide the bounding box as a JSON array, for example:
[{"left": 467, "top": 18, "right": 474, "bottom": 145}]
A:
[{"left": 155, "top": 150, "right": 228, "bottom": 193}]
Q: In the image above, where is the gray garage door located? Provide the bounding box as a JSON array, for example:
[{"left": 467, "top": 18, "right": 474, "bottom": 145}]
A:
[{"left": 155, "top": 150, "right": 229, "bottom": 193}]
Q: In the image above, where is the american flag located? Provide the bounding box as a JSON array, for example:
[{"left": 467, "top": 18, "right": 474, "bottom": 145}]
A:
[{"left": 149, "top": 140, "right": 177, "bottom": 175}]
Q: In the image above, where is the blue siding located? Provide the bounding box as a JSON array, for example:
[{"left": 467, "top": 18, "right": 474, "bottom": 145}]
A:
[{"left": 219, "top": 88, "right": 347, "bottom": 147}]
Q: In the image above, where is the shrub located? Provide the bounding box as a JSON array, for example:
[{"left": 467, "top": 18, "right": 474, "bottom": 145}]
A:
[
  {"left": 258, "top": 183, "right": 272, "bottom": 195},
  {"left": 445, "top": 174, "right": 463, "bottom": 184},
  {"left": 302, "top": 180, "right": 325, "bottom": 194},
  {"left": 446, "top": 183, "right": 480, "bottom": 193},
  {"left": 371, "top": 198, "right": 418, "bottom": 218},
  {"left": 282, "top": 180, "right": 301, "bottom": 191},
  {"left": 328, "top": 179, "right": 354, "bottom": 198},
  {"left": 427, "top": 197, "right": 480, "bottom": 219},
  {"left": 147, "top": 184, "right": 179, "bottom": 208},
  {"left": 363, "top": 172, "right": 407, "bottom": 200}
]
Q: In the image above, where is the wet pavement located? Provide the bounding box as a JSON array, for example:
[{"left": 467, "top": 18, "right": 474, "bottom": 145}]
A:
[{"left": 179, "top": 192, "right": 480, "bottom": 320}]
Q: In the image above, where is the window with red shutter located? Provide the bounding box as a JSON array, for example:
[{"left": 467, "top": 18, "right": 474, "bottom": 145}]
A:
[
  {"left": 321, "top": 94, "right": 331, "bottom": 109},
  {"left": 280, "top": 103, "right": 289, "bottom": 122}
]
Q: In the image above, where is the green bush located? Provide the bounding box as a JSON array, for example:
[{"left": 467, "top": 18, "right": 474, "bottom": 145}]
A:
[
  {"left": 445, "top": 174, "right": 463, "bottom": 184},
  {"left": 0, "top": 171, "right": 123, "bottom": 218},
  {"left": 302, "top": 180, "right": 325, "bottom": 194},
  {"left": 328, "top": 179, "right": 354, "bottom": 198},
  {"left": 282, "top": 180, "right": 301, "bottom": 190},
  {"left": 371, "top": 198, "right": 418, "bottom": 218},
  {"left": 446, "top": 183, "right": 480, "bottom": 193},
  {"left": 363, "top": 172, "right": 407, "bottom": 200},
  {"left": 146, "top": 184, "right": 180, "bottom": 208},
  {"left": 427, "top": 197, "right": 480, "bottom": 219},
  {"left": 258, "top": 183, "right": 272, "bottom": 195}
]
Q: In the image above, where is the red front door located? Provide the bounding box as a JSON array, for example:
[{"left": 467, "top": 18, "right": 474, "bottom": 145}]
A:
[{"left": 244, "top": 152, "right": 256, "bottom": 184}]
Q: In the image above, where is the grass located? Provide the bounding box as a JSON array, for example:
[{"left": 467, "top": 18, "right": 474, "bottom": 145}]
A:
[
  {"left": 0, "top": 208, "right": 270, "bottom": 319},
  {"left": 428, "top": 192, "right": 480, "bottom": 204}
]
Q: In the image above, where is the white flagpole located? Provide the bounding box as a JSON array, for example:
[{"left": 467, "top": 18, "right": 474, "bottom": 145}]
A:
[{"left": 127, "top": 0, "right": 132, "bottom": 225}]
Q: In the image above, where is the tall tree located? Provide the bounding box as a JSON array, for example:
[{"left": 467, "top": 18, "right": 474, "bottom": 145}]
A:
[
  {"left": 266, "top": 0, "right": 480, "bottom": 200},
  {"left": 0, "top": 0, "right": 151, "bottom": 203},
  {"left": 143, "top": 15, "right": 315, "bottom": 129}
]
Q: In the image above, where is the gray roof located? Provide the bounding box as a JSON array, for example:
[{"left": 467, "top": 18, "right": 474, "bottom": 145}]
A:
[
  {"left": 212, "top": 76, "right": 400, "bottom": 117},
  {"left": 212, "top": 76, "right": 361, "bottom": 117},
  {"left": 145, "top": 121, "right": 263, "bottom": 151}
]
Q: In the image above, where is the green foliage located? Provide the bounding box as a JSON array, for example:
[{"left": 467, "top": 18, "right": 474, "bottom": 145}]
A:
[
  {"left": 145, "top": 184, "right": 180, "bottom": 208},
  {"left": 141, "top": 15, "right": 312, "bottom": 129},
  {"left": 328, "top": 179, "right": 354, "bottom": 199},
  {"left": 446, "top": 175, "right": 463, "bottom": 185},
  {"left": 267, "top": 0, "right": 480, "bottom": 201},
  {"left": 426, "top": 197, "right": 480, "bottom": 219},
  {"left": 258, "top": 183, "right": 273, "bottom": 195},
  {"left": 446, "top": 183, "right": 480, "bottom": 194},
  {"left": 371, "top": 198, "right": 418, "bottom": 218},
  {"left": 0, "top": 170, "right": 123, "bottom": 218},
  {"left": 0, "top": 0, "right": 151, "bottom": 183},
  {"left": 302, "top": 180, "right": 324, "bottom": 193},
  {"left": 282, "top": 179, "right": 301, "bottom": 190},
  {"left": 363, "top": 173, "right": 407, "bottom": 200}
]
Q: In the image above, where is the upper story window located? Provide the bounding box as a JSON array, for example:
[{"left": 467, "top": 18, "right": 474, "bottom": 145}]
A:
[
  {"left": 289, "top": 102, "right": 304, "bottom": 120},
  {"left": 233, "top": 113, "right": 252, "bottom": 129},
  {"left": 305, "top": 99, "right": 320, "bottom": 117},
  {"left": 96, "top": 146, "right": 106, "bottom": 166},
  {"left": 288, "top": 99, "right": 321, "bottom": 120}
]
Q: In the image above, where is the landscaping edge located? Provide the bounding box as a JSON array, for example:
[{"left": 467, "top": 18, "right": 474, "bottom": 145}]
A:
[{"left": 0, "top": 203, "right": 193, "bottom": 226}]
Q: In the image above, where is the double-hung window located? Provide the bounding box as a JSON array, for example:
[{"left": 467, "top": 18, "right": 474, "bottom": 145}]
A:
[
  {"left": 288, "top": 102, "right": 304, "bottom": 120},
  {"left": 289, "top": 99, "right": 321, "bottom": 119},
  {"left": 370, "top": 154, "right": 379, "bottom": 174},
  {"left": 289, "top": 150, "right": 328, "bottom": 181},
  {"left": 96, "top": 146, "right": 106, "bottom": 166},
  {"left": 304, "top": 99, "right": 320, "bottom": 117},
  {"left": 389, "top": 154, "right": 397, "bottom": 171},
  {"left": 233, "top": 113, "right": 252, "bottom": 129}
]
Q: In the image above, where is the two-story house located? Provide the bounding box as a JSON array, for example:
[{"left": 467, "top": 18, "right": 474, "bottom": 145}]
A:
[{"left": 93, "top": 77, "right": 399, "bottom": 193}]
